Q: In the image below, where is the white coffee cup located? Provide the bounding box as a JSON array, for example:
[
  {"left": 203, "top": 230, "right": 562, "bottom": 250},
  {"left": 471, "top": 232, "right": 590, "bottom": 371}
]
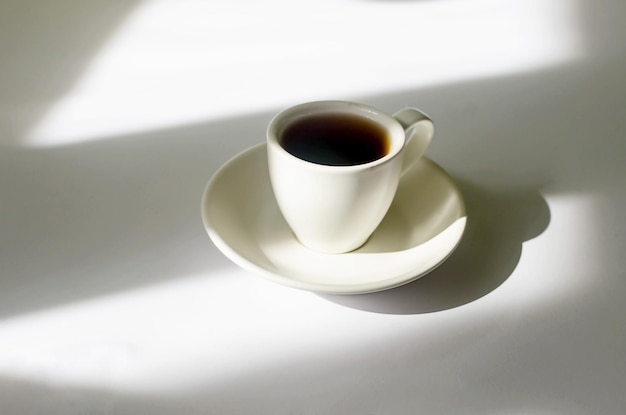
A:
[{"left": 267, "top": 101, "right": 434, "bottom": 254}]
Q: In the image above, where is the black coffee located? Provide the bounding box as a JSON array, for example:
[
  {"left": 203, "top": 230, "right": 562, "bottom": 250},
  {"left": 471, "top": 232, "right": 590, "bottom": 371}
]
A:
[{"left": 280, "top": 113, "right": 390, "bottom": 166}]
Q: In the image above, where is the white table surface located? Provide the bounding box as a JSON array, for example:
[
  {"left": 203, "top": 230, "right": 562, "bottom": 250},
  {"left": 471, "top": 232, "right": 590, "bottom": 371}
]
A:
[{"left": 1, "top": 0, "right": 625, "bottom": 413}]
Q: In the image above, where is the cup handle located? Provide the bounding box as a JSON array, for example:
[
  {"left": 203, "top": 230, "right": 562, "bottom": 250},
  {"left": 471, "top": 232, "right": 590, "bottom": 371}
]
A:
[{"left": 393, "top": 108, "right": 434, "bottom": 175}]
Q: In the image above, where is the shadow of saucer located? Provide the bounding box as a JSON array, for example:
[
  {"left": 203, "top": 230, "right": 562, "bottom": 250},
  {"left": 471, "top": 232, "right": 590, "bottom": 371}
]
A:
[{"left": 320, "top": 179, "right": 551, "bottom": 314}]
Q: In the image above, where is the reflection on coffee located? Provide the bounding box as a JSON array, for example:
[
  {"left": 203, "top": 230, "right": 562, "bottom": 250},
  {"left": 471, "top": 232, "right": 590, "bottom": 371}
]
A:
[{"left": 280, "top": 113, "right": 390, "bottom": 166}]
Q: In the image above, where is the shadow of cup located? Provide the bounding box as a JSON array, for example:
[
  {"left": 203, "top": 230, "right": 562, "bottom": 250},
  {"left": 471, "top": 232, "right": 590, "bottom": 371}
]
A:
[{"left": 320, "top": 179, "right": 551, "bottom": 314}]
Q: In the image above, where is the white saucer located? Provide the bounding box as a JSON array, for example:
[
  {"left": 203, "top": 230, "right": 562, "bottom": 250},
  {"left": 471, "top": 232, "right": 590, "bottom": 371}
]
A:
[{"left": 202, "top": 143, "right": 466, "bottom": 294}]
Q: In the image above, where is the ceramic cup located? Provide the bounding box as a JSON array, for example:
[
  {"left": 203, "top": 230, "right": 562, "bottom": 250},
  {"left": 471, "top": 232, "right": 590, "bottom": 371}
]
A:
[{"left": 267, "top": 101, "right": 434, "bottom": 254}]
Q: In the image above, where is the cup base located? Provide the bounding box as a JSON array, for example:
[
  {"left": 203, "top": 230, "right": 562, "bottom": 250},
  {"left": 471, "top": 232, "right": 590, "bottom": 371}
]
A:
[{"left": 294, "top": 233, "right": 369, "bottom": 255}]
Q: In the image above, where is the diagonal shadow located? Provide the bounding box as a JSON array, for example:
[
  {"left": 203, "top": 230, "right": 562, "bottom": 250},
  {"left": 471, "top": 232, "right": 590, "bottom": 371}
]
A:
[{"left": 0, "top": 112, "right": 270, "bottom": 319}]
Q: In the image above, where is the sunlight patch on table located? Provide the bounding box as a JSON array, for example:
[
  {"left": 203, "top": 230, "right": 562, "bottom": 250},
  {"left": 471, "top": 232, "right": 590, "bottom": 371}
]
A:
[
  {"left": 0, "top": 269, "right": 387, "bottom": 393},
  {"left": 24, "top": 0, "right": 583, "bottom": 147}
]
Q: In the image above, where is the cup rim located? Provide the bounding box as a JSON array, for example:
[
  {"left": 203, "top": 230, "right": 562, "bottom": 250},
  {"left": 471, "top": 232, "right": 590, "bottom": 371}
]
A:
[{"left": 267, "top": 100, "right": 406, "bottom": 172}]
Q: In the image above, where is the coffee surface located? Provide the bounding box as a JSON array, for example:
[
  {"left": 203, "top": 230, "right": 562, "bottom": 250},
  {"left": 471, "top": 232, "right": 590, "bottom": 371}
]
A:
[{"left": 281, "top": 113, "right": 390, "bottom": 166}]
